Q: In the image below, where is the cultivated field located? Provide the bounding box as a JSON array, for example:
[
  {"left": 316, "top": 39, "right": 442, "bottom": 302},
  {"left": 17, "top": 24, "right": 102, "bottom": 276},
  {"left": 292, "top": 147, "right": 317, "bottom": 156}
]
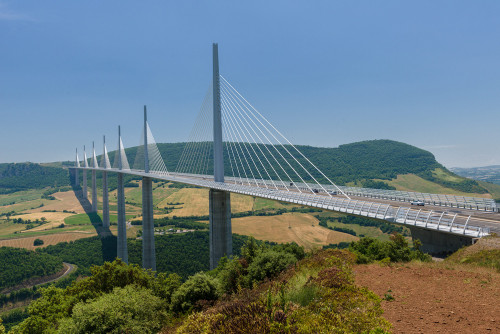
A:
[
  {"left": 232, "top": 212, "right": 358, "bottom": 250},
  {"left": 29, "top": 191, "right": 87, "bottom": 214},
  {"left": 0, "top": 232, "right": 97, "bottom": 250},
  {"left": 16, "top": 212, "right": 74, "bottom": 232}
]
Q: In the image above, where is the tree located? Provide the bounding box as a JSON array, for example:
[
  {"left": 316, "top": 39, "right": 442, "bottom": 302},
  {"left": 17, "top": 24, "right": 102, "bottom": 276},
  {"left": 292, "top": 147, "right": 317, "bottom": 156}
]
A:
[
  {"left": 170, "top": 272, "right": 220, "bottom": 313},
  {"left": 57, "top": 285, "right": 166, "bottom": 334},
  {"left": 33, "top": 239, "right": 44, "bottom": 246},
  {"left": 246, "top": 250, "right": 297, "bottom": 284},
  {"left": 0, "top": 318, "right": 5, "bottom": 334}
]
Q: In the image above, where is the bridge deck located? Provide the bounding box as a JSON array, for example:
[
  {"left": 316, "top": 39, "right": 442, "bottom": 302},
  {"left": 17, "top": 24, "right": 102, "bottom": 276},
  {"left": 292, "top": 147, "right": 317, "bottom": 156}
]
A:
[{"left": 72, "top": 167, "right": 498, "bottom": 237}]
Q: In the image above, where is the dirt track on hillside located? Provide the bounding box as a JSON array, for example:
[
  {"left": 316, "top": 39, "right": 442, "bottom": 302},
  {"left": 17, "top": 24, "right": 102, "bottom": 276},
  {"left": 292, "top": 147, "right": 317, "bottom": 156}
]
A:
[{"left": 354, "top": 263, "right": 500, "bottom": 333}]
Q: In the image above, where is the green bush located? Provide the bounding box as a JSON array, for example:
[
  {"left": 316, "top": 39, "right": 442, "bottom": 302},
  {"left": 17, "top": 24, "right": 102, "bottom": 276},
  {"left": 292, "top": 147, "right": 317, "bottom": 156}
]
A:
[
  {"left": 56, "top": 285, "right": 166, "bottom": 334},
  {"left": 170, "top": 272, "right": 220, "bottom": 313},
  {"left": 247, "top": 250, "right": 297, "bottom": 283},
  {"left": 33, "top": 239, "right": 44, "bottom": 246},
  {"left": 349, "top": 234, "right": 431, "bottom": 263}
]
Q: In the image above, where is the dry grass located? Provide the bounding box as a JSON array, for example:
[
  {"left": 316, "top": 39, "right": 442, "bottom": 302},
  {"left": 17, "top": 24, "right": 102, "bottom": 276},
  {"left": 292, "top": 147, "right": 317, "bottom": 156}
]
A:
[
  {"left": 0, "top": 232, "right": 97, "bottom": 250},
  {"left": 29, "top": 191, "right": 87, "bottom": 214},
  {"left": 232, "top": 212, "right": 358, "bottom": 250},
  {"left": 159, "top": 188, "right": 209, "bottom": 216},
  {"left": 156, "top": 188, "right": 255, "bottom": 217},
  {"left": 15, "top": 212, "right": 74, "bottom": 232}
]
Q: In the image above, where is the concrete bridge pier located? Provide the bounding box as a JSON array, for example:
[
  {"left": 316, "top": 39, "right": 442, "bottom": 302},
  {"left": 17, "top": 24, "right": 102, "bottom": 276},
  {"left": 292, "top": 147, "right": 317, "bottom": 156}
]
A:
[
  {"left": 91, "top": 170, "right": 97, "bottom": 212},
  {"left": 74, "top": 168, "right": 79, "bottom": 187},
  {"left": 209, "top": 43, "right": 233, "bottom": 270},
  {"left": 82, "top": 170, "right": 87, "bottom": 200},
  {"left": 102, "top": 171, "right": 110, "bottom": 228},
  {"left": 209, "top": 189, "right": 232, "bottom": 269},
  {"left": 141, "top": 108, "right": 156, "bottom": 271},
  {"left": 117, "top": 173, "right": 128, "bottom": 263},
  {"left": 142, "top": 176, "right": 155, "bottom": 270},
  {"left": 408, "top": 226, "right": 474, "bottom": 255}
]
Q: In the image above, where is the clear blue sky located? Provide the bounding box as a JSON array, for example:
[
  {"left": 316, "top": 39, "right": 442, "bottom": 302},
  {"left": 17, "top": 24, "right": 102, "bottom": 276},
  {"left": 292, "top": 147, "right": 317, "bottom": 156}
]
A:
[{"left": 1, "top": 1, "right": 499, "bottom": 168}]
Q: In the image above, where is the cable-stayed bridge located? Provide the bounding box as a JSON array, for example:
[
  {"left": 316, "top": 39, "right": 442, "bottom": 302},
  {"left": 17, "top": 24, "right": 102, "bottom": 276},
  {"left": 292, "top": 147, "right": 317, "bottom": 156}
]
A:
[{"left": 70, "top": 44, "right": 498, "bottom": 271}]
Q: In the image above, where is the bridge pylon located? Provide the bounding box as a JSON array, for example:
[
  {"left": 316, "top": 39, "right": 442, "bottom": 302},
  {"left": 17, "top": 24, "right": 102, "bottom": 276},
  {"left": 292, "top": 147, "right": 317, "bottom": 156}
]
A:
[
  {"left": 82, "top": 146, "right": 88, "bottom": 200},
  {"left": 116, "top": 126, "right": 128, "bottom": 263},
  {"left": 142, "top": 106, "right": 156, "bottom": 271},
  {"left": 74, "top": 148, "right": 80, "bottom": 187},
  {"left": 102, "top": 136, "right": 110, "bottom": 228},
  {"left": 91, "top": 141, "right": 98, "bottom": 212},
  {"left": 209, "top": 43, "right": 232, "bottom": 270}
]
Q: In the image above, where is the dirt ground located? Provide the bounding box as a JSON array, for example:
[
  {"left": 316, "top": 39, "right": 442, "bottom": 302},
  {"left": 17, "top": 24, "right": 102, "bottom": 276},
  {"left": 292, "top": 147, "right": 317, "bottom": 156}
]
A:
[{"left": 354, "top": 263, "right": 500, "bottom": 333}]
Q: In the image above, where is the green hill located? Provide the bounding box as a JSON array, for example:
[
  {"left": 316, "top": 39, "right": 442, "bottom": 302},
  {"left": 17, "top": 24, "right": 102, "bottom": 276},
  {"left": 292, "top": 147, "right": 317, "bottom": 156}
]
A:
[
  {"left": 116, "top": 140, "right": 488, "bottom": 194},
  {"left": 0, "top": 163, "right": 70, "bottom": 194},
  {"left": 0, "top": 139, "right": 491, "bottom": 195}
]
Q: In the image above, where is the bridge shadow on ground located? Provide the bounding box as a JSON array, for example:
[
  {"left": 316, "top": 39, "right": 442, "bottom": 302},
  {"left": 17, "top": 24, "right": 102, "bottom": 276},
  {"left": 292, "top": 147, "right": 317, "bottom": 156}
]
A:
[{"left": 70, "top": 183, "right": 117, "bottom": 261}]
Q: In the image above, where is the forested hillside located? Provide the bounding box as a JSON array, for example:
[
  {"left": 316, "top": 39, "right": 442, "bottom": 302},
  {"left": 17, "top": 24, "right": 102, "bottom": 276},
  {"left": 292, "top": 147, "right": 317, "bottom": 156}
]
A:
[
  {"left": 0, "top": 163, "right": 70, "bottom": 194},
  {"left": 111, "top": 139, "right": 486, "bottom": 193},
  {"left": 38, "top": 232, "right": 252, "bottom": 279},
  {"left": 0, "top": 247, "right": 63, "bottom": 291},
  {"left": 0, "top": 139, "right": 487, "bottom": 194}
]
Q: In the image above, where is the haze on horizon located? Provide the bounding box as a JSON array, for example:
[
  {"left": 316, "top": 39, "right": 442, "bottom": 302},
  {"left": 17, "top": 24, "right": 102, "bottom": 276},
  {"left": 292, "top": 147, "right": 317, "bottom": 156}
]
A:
[{"left": 0, "top": 1, "right": 499, "bottom": 168}]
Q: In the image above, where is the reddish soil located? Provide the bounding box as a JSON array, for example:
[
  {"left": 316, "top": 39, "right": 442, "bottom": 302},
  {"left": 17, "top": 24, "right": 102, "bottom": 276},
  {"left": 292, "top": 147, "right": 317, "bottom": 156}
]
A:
[{"left": 354, "top": 263, "right": 500, "bottom": 333}]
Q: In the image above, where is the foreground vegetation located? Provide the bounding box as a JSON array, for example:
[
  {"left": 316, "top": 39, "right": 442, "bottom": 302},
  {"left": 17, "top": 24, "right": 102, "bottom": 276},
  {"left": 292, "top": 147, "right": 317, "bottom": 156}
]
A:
[
  {"left": 0, "top": 248, "right": 63, "bottom": 292},
  {"left": 1, "top": 233, "right": 436, "bottom": 333},
  {"left": 5, "top": 244, "right": 388, "bottom": 333}
]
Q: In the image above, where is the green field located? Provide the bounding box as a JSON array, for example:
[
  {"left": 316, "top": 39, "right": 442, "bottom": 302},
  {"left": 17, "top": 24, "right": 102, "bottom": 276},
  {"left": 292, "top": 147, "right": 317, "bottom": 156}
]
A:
[
  {"left": 387, "top": 173, "right": 490, "bottom": 197},
  {"left": 0, "top": 189, "right": 46, "bottom": 206},
  {"left": 64, "top": 213, "right": 135, "bottom": 226}
]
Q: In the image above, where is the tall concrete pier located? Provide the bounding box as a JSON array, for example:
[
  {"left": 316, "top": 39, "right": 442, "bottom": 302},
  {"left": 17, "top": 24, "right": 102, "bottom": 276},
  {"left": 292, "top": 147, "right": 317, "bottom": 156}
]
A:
[
  {"left": 209, "top": 43, "right": 232, "bottom": 270},
  {"left": 82, "top": 146, "right": 88, "bottom": 200},
  {"left": 91, "top": 142, "right": 98, "bottom": 212},
  {"left": 142, "top": 107, "right": 156, "bottom": 271},
  {"left": 116, "top": 126, "right": 128, "bottom": 263},
  {"left": 74, "top": 148, "right": 80, "bottom": 186},
  {"left": 102, "top": 136, "right": 110, "bottom": 228}
]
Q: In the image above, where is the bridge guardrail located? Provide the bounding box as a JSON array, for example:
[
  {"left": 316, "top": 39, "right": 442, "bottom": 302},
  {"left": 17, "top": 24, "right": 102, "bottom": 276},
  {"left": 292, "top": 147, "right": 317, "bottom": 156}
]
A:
[
  {"left": 179, "top": 174, "right": 497, "bottom": 212},
  {"left": 73, "top": 167, "right": 491, "bottom": 238}
]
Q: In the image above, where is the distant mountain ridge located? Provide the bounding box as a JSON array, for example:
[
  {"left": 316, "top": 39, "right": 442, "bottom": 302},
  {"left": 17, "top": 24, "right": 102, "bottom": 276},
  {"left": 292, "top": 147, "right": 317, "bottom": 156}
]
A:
[
  {"left": 451, "top": 165, "right": 500, "bottom": 186},
  {"left": 0, "top": 140, "right": 489, "bottom": 195}
]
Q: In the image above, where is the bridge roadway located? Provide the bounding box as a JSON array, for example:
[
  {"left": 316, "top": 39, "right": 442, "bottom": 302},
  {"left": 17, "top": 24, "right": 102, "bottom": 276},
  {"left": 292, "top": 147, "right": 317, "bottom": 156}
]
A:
[
  {"left": 170, "top": 172, "right": 500, "bottom": 235},
  {"left": 74, "top": 167, "right": 494, "bottom": 237}
]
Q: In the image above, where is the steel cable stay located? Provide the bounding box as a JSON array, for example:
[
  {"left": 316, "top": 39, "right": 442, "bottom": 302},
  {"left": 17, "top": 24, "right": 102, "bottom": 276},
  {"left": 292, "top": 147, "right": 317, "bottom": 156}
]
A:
[
  {"left": 221, "top": 111, "right": 238, "bottom": 182},
  {"left": 220, "top": 76, "right": 350, "bottom": 199},
  {"left": 221, "top": 97, "right": 258, "bottom": 186},
  {"left": 220, "top": 84, "right": 289, "bottom": 191},
  {"left": 221, "top": 93, "right": 269, "bottom": 188},
  {"left": 221, "top": 89, "right": 278, "bottom": 190},
  {"left": 220, "top": 78, "right": 312, "bottom": 194},
  {"left": 221, "top": 101, "right": 252, "bottom": 186},
  {"left": 184, "top": 96, "right": 211, "bottom": 175},
  {"left": 179, "top": 93, "right": 210, "bottom": 174},
  {"left": 176, "top": 84, "right": 212, "bottom": 174},
  {"left": 222, "top": 109, "right": 245, "bottom": 185}
]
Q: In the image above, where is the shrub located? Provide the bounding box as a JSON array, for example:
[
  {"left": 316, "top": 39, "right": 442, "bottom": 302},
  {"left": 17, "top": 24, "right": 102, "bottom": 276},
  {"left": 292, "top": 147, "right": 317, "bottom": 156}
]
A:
[
  {"left": 33, "top": 239, "right": 44, "bottom": 246},
  {"left": 170, "top": 272, "right": 220, "bottom": 313},
  {"left": 56, "top": 285, "right": 166, "bottom": 334},
  {"left": 246, "top": 250, "right": 297, "bottom": 284}
]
